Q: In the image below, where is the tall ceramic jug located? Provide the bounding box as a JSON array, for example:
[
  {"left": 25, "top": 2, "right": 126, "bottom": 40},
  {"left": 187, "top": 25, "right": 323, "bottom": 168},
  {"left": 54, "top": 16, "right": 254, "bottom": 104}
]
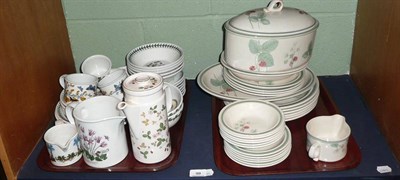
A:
[
  {"left": 67, "top": 96, "right": 129, "bottom": 168},
  {"left": 118, "top": 72, "right": 172, "bottom": 164}
]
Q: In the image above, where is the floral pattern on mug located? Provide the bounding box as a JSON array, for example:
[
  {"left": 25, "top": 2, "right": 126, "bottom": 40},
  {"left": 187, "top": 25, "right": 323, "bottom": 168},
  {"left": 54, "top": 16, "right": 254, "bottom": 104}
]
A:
[
  {"left": 79, "top": 126, "right": 110, "bottom": 162},
  {"left": 134, "top": 105, "right": 171, "bottom": 159},
  {"left": 331, "top": 142, "right": 347, "bottom": 153},
  {"left": 47, "top": 136, "right": 82, "bottom": 163},
  {"left": 64, "top": 82, "right": 96, "bottom": 103},
  {"left": 100, "top": 83, "right": 123, "bottom": 96}
]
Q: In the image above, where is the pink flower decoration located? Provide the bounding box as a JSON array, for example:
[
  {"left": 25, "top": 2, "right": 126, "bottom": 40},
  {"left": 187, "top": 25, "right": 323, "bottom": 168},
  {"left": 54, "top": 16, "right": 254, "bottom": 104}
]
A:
[
  {"left": 259, "top": 60, "right": 267, "bottom": 67},
  {"left": 100, "top": 142, "right": 107, "bottom": 148},
  {"left": 249, "top": 66, "right": 256, "bottom": 71}
]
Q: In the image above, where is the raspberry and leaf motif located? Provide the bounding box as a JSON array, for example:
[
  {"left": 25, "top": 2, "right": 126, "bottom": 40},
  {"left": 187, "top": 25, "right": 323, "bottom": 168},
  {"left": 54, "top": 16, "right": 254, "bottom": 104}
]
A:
[{"left": 248, "top": 39, "right": 279, "bottom": 71}]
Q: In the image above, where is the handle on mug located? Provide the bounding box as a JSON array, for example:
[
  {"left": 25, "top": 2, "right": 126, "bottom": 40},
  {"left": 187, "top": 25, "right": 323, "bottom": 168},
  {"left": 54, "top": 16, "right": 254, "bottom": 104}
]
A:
[
  {"left": 308, "top": 143, "right": 321, "bottom": 161},
  {"left": 59, "top": 74, "right": 67, "bottom": 89},
  {"left": 117, "top": 102, "right": 141, "bottom": 139},
  {"left": 65, "top": 102, "right": 78, "bottom": 124},
  {"left": 163, "top": 83, "right": 173, "bottom": 112}
]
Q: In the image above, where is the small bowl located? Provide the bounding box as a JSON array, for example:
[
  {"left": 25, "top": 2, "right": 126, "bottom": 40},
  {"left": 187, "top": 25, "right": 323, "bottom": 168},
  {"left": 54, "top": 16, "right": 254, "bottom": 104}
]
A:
[
  {"left": 168, "top": 103, "right": 184, "bottom": 128},
  {"left": 218, "top": 99, "right": 284, "bottom": 139},
  {"left": 126, "top": 42, "right": 184, "bottom": 72},
  {"left": 81, "top": 54, "right": 112, "bottom": 78},
  {"left": 165, "top": 83, "right": 184, "bottom": 127}
]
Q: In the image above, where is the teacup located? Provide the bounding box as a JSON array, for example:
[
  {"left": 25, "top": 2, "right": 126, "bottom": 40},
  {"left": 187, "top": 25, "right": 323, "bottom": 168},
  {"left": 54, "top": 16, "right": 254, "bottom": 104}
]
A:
[
  {"left": 43, "top": 124, "right": 82, "bottom": 166},
  {"left": 59, "top": 73, "right": 98, "bottom": 103},
  {"left": 306, "top": 114, "right": 351, "bottom": 162},
  {"left": 98, "top": 68, "right": 128, "bottom": 100},
  {"left": 81, "top": 55, "right": 112, "bottom": 79}
]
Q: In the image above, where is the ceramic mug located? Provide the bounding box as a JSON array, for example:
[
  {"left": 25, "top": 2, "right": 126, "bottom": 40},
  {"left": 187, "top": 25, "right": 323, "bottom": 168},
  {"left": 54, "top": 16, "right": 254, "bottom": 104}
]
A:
[
  {"left": 98, "top": 68, "right": 128, "bottom": 100},
  {"left": 306, "top": 114, "right": 351, "bottom": 162},
  {"left": 59, "top": 73, "right": 98, "bottom": 103},
  {"left": 43, "top": 124, "right": 82, "bottom": 166},
  {"left": 67, "top": 96, "right": 129, "bottom": 168},
  {"left": 118, "top": 72, "right": 171, "bottom": 164}
]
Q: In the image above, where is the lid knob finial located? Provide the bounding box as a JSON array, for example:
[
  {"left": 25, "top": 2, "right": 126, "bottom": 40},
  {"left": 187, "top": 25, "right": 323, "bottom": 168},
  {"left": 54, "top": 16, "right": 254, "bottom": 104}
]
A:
[{"left": 264, "top": 0, "right": 283, "bottom": 13}]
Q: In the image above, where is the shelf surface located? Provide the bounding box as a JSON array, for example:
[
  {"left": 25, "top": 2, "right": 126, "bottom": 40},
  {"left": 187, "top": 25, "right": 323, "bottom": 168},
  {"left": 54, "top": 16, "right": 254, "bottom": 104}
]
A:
[{"left": 18, "top": 76, "right": 400, "bottom": 179}]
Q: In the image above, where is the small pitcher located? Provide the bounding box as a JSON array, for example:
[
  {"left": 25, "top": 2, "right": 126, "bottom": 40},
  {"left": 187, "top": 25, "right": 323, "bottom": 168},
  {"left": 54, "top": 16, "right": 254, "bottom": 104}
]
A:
[
  {"left": 118, "top": 72, "right": 172, "bottom": 164},
  {"left": 67, "top": 96, "right": 129, "bottom": 168},
  {"left": 306, "top": 114, "right": 351, "bottom": 162},
  {"left": 43, "top": 124, "right": 82, "bottom": 166}
]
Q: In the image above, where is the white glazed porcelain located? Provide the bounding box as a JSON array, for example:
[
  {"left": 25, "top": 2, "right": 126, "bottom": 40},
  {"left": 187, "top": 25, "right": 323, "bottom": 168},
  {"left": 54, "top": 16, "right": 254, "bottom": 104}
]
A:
[
  {"left": 223, "top": 126, "right": 292, "bottom": 168},
  {"left": 118, "top": 72, "right": 172, "bottom": 164},
  {"left": 165, "top": 83, "right": 184, "bottom": 128},
  {"left": 59, "top": 73, "right": 98, "bottom": 103},
  {"left": 68, "top": 96, "right": 129, "bottom": 168},
  {"left": 123, "top": 72, "right": 164, "bottom": 103},
  {"left": 43, "top": 124, "right": 82, "bottom": 166},
  {"left": 223, "top": 0, "right": 318, "bottom": 73},
  {"left": 306, "top": 114, "right": 351, "bottom": 162},
  {"left": 220, "top": 52, "right": 305, "bottom": 81},
  {"left": 218, "top": 100, "right": 284, "bottom": 139},
  {"left": 81, "top": 54, "right": 112, "bottom": 79},
  {"left": 197, "top": 63, "right": 319, "bottom": 121},
  {"left": 224, "top": 67, "right": 303, "bottom": 90},
  {"left": 98, "top": 68, "right": 128, "bottom": 100},
  {"left": 126, "top": 42, "right": 184, "bottom": 72}
]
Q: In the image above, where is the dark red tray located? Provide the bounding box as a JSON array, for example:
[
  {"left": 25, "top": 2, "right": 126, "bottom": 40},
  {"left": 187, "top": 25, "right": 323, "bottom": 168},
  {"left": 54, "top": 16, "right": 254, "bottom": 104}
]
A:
[
  {"left": 37, "top": 81, "right": 189, "bottom": 172},
  {"left": 212, "top": 78, "right": 362, "bottom": 176}
]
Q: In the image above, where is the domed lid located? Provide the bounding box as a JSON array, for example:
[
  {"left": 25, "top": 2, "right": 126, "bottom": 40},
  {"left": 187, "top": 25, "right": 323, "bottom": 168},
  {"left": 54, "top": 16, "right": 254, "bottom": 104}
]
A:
[
  {"left": 123, "top": 72, "right": 163, "bottom": 96},
  {"left": 225, "top": 0, "right": 319, "bottom": 37}
]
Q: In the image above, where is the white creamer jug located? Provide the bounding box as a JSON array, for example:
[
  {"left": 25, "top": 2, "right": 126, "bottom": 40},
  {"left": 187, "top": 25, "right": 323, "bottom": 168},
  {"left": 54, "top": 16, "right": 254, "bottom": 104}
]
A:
[{"left": 67, "top": 96, "right": 129, "bottom": 168}]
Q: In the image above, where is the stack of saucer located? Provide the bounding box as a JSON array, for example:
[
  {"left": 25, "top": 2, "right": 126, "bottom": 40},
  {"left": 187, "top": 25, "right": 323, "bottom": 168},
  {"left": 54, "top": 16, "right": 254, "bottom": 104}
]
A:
[
  {"left": 126, "top": 43, "right": 186, "bottom": 95},
  {"left": 218, "top": 100, "right": 291, "bottom": 168}
]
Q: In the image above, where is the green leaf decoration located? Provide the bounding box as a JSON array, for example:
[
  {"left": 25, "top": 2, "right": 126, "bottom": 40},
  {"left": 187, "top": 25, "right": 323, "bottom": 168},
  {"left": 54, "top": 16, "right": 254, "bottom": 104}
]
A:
[
  {"left": 260, "top": 18, "right": 270, "bottom": 25},
  {"left": 258, "top": 52, "right": 274, "bottom": 67},
  {"left": 261, "top": 40, "right": 279, "bottom": 52},
  {"left": 140, "top": 151, "right": 148, "bottom": 158},
  {"left": 210, "top": 78, "right": 223, "bottom": 87},
  {"left": 249, "top": 16, "right": 259, "bottom": 22},
  {"left": 221, "top": 83, "right": 231, "bottom": 91},
  {"left": 160, "top": 123, "right": 166, "bottom": 130},
  {"left": 249, "top": 40, "right": 261, "bottom": 54},
  {"left": 303, "top": 41, "right": 314, "bottom": 59}
]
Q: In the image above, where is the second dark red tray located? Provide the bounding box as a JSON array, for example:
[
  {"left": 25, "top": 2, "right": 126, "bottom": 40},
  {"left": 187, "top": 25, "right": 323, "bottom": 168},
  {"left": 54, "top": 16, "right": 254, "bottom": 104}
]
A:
[{"left": 212, "top": 79, "right": 362, "bottom": 176}]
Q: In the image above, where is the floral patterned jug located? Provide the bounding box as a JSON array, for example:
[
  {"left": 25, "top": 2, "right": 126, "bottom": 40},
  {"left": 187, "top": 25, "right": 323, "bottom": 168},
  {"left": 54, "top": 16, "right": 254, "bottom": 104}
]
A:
[
  {"left": 67, "top": 96, "right": 129, "bottom": 168},
  {"left": 118, "top": 72, "right": 172, "bottom": 164}
]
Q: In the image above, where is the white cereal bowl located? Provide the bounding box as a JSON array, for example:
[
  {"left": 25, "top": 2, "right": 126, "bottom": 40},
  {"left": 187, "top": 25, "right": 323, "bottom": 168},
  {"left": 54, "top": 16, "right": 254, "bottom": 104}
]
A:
[
  {"left": 223, "top": 0, "right": 318, "bottom": 73},
  {"left": 218, "top": 99, "right": 284, "bottom": 139},
  {"left": 126, "top": 42, "right": 184, "bottom": 71}
]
